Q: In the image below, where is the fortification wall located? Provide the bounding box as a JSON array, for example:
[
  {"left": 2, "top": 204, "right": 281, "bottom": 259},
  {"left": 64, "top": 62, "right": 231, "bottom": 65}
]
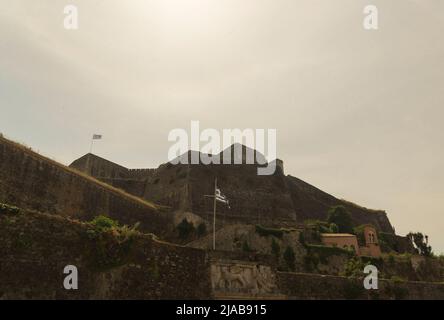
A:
[
  {"left": 70, "top": 153, "right": 129, "bottom": 179},
  {"left": 1, "top": 207, "right": 443, "bottom": 300},
  {"left": 0, "top": 208, "right": 211, "bottom": 299},
  {"left": 277, "top": 272, "right": 444, "bottom": 300},
  {"left": 0, "top": 137, "right": 172, "bottom": 237}
]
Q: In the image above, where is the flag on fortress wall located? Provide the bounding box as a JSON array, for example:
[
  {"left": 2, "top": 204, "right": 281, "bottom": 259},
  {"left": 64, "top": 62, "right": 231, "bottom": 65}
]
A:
[{"left": 92, "top": 134, "right": 102, "bottom": 140}]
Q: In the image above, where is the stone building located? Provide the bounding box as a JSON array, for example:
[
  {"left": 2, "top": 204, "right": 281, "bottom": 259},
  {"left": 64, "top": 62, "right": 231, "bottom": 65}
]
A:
[
  {"left": 358, "top": 225, "right": 382, "bottom": 257},
  {"left": 321, "top": 234, "right": 360, "bottom": 254},
  {"left": 321, "top": 225, "right": 381, "bottom": 257}
]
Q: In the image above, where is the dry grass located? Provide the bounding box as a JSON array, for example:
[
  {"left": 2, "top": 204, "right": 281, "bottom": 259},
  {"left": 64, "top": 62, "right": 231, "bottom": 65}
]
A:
[{"left": 0, "top": 134, "right": 159, "bottom": 211}]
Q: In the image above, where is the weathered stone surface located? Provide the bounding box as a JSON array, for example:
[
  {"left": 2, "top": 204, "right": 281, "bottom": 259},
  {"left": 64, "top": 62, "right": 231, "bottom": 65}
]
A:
[
  {"left": 69, "top": 148, "right": 395, "bottom": 233},
  {"left": 0, "top": 209, "right": 211, "bottom": 299},
  {"left": 0, "top": 136, "right": 173, "bottom": 237}
]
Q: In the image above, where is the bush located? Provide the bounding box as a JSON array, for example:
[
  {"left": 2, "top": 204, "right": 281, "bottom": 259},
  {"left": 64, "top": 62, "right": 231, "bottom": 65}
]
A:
[
  {"left": 176, "top": 218, "right": 195, "bottom": 239},
  {"left": 90, "top": 215, "right": 118, "bottom": 232},
  {"left": 255, "top": 225, "right": 284, "bottom": 238},
  {"left": 242, "top": 240, "right": 252, "bottom": 252},
  {"left": 342, "top": 257, "right": 367, "bottom": 278},
  {"left": 407, "top": 232, "right": 432, "bottom": 256},
  {"left": 329, "top": 223, "right": 339, "bottom": 233},
  {"left": 0, "top": 203, "right": 20, "bottom": 215},
  {"left": 304, "top": 220, "right": 339, "bottom": 235},
  {"left": 284, "top": 246, "right": 296, "bottom": 271}
]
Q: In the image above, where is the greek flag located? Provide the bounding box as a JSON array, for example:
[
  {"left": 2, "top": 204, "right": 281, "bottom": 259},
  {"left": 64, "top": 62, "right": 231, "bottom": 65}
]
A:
[
  {"left": 92, "top": 134, "right": 102, "bottom": 140},
  {"left": 215, "top": 188, "right": 230, "bottom": 208}
]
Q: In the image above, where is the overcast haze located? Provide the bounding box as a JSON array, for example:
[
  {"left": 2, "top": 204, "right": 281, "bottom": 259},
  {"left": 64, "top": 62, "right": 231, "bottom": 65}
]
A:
[{"left": 1, "top": 0, "right": 443, "bottom": 253}]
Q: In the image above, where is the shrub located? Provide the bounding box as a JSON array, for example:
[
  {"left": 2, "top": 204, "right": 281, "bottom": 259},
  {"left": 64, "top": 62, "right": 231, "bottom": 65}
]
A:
[
  {"left": 255, "top": 225, "right": 284, "bottom": 238},
  {"left": 90, "top": 215, "right": 118, "bottom": 232},
  {"left": 407, "top": 232, "right": 432, "bottom": 256},
  {"left": 284, "top": 246, "right": 296, "bottom": 271},
  {"left": 329, "top": 223, "right": 339, "bottom": 233},
  {"left": 0, "top": 203, "right": 20, "bottom": 215},
  {"left": 242, "top": 240, "right": 252, "bottom": 252},
  {"left": 388, "top": 253, "right": 395, "bottom": 264},
  {"left": 342, "top": 257, "right": 367, "bottom": 278},
  {"left": 176, "top": 218, "right": 195, "bottom": 239},
  {"left": 306, "top": 244, "right": 353, "bottom": 259}
]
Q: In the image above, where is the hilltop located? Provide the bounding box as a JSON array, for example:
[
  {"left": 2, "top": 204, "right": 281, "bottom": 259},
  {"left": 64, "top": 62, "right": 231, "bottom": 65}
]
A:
[{"left": 70, "top": 144, "right": 394, "bottom": 233}]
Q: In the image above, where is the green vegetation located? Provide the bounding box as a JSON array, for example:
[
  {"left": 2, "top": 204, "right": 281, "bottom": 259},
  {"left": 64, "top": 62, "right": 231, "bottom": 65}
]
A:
[
  {"left": 0, "top": 203, "right": 20, "bottom": 215},
  {"left": 306, "top": 244, "right": 353, "bottom": 258},
  {"left": 87, "top": 215, "right": 140, "bottom": 270},
  {"left": 242, "top": 240, "right": 252, "bottom": 252},
  {"left": 304, "top": 220, "right": 340, "bottom": 237},
  {"left": 352, "top": 225, "right": 367, "bottom": 246},
  {"left": 255, "top": 225, "right": 284, "bottom": 239},
  {"left": 284, "top": 246, "right": 295, "bottom": 271},
  {"left": 342, "top": 257, "right": 369, "bottom": 277},
  {"left": 304, "top": 244, "right": 353, "bottom": 272},
  {"left": 176, "top": 218, "right": 195, "bottom": 239},
  {"left": 327, "top": 206, "right": 353, "bottom": 234},
  {"left": 90, "top": 215, "right": 118, "bottom": 232},
  {"left": 407, "top": 232, "right": 432, "bottom": 256}
]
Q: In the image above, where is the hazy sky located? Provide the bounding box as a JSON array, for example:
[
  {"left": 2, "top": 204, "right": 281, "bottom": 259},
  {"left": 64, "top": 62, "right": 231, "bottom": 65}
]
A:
[{"left": 1, "top": 1, "right": 443, "bottom": 253}]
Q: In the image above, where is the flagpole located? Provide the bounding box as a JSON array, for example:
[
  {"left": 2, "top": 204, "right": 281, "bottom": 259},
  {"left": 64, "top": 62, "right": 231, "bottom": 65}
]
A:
[
  {"left": 213, "top": 177, "right": 217, "bottom": 250},
  {"left": 89, "top": 137, "right": 94, "bottom": 154}
]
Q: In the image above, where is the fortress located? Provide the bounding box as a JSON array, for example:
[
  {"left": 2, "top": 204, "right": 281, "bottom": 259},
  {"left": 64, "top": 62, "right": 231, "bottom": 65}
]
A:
[
  {"left": 0, "top": 135, "right": 443, "bottom": 300},
  {"left": 69, "top": 148, "right": 394, "bottom": 233}
]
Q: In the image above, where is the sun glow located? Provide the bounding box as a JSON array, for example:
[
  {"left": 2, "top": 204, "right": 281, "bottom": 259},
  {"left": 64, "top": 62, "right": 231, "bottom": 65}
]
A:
[{"left": 133, "top": 0, "right": 225, "bottom": 31}]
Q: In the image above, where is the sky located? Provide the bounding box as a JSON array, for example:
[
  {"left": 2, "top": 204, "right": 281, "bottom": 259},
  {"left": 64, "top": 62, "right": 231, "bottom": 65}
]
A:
[{"left": 0, "top": 0, "right": 443, "bottom": 253}]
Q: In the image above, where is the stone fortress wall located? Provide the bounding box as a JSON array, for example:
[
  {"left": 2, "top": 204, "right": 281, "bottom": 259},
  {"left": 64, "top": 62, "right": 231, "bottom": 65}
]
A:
[{"left": 1, "top": 207, "right": 443, "bottom": 300}]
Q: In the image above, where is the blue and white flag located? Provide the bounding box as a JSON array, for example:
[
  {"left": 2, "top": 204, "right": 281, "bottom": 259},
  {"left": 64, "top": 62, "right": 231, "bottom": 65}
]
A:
[
  {"left": 92, "top": 134, "right": 102, "bottom": 140},
  {"left": 215, "top": 188, "right": 230, "bottom": 209}
]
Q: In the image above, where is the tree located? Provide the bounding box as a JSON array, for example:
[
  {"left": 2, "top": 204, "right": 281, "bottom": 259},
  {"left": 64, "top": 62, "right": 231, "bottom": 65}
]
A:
[
  {"left": 177, "top": 218, "right": 194, "bottom": 239},
  {"left": 407, "top": 232, "right": 432, "bottom": 256},
  {"left": 329, "top": 223, "right": 339, "bottom": 233},
  {"left": 327, "top": 206, "right": 353, "bottom": 234}
]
